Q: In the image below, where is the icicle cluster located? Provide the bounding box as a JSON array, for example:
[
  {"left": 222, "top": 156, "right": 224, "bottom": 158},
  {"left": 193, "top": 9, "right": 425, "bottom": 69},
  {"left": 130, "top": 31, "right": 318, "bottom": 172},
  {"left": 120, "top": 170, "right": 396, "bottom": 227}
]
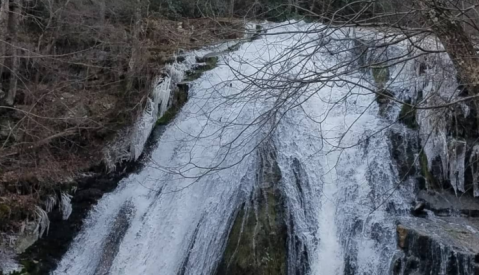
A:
[
  {"left": 34, "top": 206, "right": 50, "bottom": 238},
  {"left": 60, "top": 192, "right": 73, "bottom": 220},
  {"left": 357, "top": 31, "right": 479, "bottom": 197},
  {"left": 103, "top": 54, "right": 200, "bottom": 167},
  {"left": 404, "top": 38, "right": 479, "bottom": 197}
]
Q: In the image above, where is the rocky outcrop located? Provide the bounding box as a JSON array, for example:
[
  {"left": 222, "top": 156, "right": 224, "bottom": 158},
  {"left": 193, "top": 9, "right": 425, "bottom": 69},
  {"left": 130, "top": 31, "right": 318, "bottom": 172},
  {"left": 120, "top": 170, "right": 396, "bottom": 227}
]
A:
[
  {"left": 393, "top": 189, "right": 479, "bottom": 275},
  {"left": 394, "top": 217, "right": 479, "bottom": 275}
]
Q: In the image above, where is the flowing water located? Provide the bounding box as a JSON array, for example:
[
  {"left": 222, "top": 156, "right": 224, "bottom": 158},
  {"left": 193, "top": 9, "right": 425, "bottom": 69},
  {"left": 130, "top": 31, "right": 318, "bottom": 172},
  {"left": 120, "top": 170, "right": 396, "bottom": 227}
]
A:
[{"left": 53, "top": 22, "right": 417, "bottom": 275}]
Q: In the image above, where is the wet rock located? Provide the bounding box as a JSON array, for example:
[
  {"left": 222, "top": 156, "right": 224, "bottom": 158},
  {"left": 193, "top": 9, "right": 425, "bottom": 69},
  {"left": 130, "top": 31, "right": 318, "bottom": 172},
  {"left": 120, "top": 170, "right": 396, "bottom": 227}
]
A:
[
  {"left": 410, "top": 201, "right": 426, "bottom": 217},
  {"left": 388, "top": 129, "right": 419, "bottom": 180},
  {"left": 73, "top": 188, "right": 103, "bottom": 203},
  {"left": 375, "top": 89, "right": 394, "bottom": 116},
  {"left": 188, "top": 56, "right": 218, "bottom": 78},
  {"left": 216, "top": 144, "right": 287, "bottom": 275},
  {"left": 165, "top": 55, "right": 186, "bottom": 64},
  {"left": 395, "top": 217, "right": 479, "bottom": 275},
  {"left": 195, "top": 55, "right": 219, "bottom": 64},
  {"left": 398, "top": 101, "right": 418, "bottom": 129}
]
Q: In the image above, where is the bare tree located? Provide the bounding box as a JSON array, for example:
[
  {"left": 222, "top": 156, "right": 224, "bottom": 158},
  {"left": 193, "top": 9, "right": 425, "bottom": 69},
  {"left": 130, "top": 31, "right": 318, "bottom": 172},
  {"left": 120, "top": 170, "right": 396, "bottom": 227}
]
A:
[
  {"left": 0, "top": 0, "right": 10, "bottom": 95},
  {"left": 415, "top": 0, "right": 479, "bottom": 96}
]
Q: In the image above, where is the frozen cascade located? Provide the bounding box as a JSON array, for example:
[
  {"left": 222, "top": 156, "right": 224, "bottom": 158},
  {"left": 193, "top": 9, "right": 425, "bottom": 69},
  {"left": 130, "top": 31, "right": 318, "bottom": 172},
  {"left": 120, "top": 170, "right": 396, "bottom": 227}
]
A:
[{"left": 53, "top": 22, "right": 435, "bottom": 275}]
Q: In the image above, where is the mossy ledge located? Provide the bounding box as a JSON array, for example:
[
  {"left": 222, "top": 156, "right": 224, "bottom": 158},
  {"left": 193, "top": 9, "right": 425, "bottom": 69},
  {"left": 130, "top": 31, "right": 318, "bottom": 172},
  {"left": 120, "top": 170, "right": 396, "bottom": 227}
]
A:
[
  {"left": 156, "top": 56, "right": 219, "bottom": 126},
  {"left": 215, "top": 144, "right": 287, "bottom": 275}
]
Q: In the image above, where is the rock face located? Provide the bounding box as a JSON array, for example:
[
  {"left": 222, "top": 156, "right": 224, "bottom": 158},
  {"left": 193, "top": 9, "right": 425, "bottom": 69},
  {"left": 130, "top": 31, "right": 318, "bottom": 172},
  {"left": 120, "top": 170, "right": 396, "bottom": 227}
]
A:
[
  {"left": 215, "top": 143, "right": 287, "bottom": 275},
  {"left": 394, "top": 217, "right": 479, "bottom": 275},
  {"left": 394, "top": 190, "right": 479, "bottom": 275}
]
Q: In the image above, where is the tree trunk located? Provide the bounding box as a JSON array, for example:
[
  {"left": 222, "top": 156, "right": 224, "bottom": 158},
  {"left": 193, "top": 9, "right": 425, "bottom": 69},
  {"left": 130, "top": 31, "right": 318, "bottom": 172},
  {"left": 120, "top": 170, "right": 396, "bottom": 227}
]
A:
[
  {"left": 6, "top": 0, "right": 21, "bottom": 106},
  {"left": 0, "top": 0, "right": 10, "bottom": 84},
  {"left": 416, "top": 0, "right": 479, "bottom": 95}
]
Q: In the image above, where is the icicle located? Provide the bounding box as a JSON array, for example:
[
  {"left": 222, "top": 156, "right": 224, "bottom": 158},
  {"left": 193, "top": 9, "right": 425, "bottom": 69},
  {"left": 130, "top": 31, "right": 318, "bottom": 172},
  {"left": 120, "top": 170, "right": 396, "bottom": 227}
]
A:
[
  {"left": 34, "top": 206, "right": 50, "bottom": 238},
  {"left": 44, "top": 195, "right": 57, "bottom": 212},
  {"left": 156, "top": 76, "right": 172, "bottom": 118},
  {"left": 60, "top": 193, "right": 73, "bottom": 220},
  {"left": 469, "top": 145, "right": 479, "bottom": 197},
  {"left": 448, "top": 139, "right": 466, "bottom": 194}
]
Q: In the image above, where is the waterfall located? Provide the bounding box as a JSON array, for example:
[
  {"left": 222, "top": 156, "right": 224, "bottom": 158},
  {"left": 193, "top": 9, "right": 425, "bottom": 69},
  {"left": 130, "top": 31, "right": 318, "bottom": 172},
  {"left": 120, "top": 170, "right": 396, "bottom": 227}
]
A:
[{"left": 52, "top": 21, "right": 475, "bottom": 275}]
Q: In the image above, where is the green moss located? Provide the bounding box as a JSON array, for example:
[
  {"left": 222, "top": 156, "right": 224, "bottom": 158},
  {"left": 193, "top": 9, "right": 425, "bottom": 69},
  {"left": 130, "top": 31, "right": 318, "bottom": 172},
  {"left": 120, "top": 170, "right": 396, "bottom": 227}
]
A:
[
  {"left": 184, "top": 56, "right": 218, "bottom": 82},
  {"left": 159, "top": 56, "right": 218, "bottom": 125},
  {"left": 372, "top": 66, "right": 390, "bottom": 89},
  {"left": 156, "top": 109, "right": 178, "bottom": 125},
  {"left": 0, "top": 204, "right": 11, "bottom": 220},
  {"left": 398, "top": 102, "right": 418, "bottom": 129},
  {"left": 6, "top": 260, "right": 37, "bottom": 275},
  {"left": 216, "top": 191, "right": 287, "bottom": 275}
]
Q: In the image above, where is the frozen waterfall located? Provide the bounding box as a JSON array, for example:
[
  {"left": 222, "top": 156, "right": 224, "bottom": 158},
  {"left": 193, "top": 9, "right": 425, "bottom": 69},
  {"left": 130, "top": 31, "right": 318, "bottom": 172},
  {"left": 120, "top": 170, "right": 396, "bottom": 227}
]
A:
[{"left": 53, "top": 22, "right": 416, "bottom": 275}]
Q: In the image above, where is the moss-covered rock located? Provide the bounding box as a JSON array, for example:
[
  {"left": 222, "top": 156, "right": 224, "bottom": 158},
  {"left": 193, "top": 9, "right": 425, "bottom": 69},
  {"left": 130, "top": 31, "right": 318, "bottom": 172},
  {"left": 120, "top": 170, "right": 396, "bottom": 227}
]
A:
[
  {"left": 399, "top": 102, "right": 418, "bottom": 129},
  {"left": 157, "top": 84, "right": 188, "bottom": 126},
  {"left": 0, "top": 204, "right": 11, "bottom": 221},
  {"left": 158, "top": 56, "right": 218, "bottom": 126},
  {"left": 216, "top": 145, "right": 287, "bottom": 275},
  {"left": 185, "top": 56, "right": 218, "bottom": 82},
  {"left": 372, "top": 66, "right": 390, "bottom": 89}
]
